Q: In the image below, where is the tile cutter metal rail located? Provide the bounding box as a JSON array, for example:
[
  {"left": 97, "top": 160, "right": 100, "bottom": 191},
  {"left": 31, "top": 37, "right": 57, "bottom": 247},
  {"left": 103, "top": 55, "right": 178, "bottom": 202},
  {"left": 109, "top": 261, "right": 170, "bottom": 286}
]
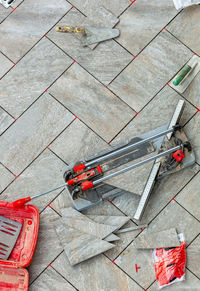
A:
[{"left": 12, "top": 100, "right": 195, "bottom": 221}]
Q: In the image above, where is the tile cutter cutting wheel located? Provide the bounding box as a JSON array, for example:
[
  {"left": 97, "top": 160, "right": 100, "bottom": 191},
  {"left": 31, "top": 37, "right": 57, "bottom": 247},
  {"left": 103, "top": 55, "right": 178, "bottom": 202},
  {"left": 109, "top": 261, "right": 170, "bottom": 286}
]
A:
[{"left": 12, "top": 100, "right": 195, "bottom": 221}]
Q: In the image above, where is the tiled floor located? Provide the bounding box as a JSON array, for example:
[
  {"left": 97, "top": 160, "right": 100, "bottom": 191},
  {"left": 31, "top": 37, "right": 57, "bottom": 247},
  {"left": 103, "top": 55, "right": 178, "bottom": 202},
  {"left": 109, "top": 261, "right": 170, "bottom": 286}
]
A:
[{"left": 0, "top": 1, "right": 200, "bottom": 290}]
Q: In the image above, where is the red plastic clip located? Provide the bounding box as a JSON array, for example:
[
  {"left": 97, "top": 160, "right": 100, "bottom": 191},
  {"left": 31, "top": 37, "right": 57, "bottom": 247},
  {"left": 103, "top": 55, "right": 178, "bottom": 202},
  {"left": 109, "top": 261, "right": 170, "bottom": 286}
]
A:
[{"left": 173, "top": 150, "right": 185, "bottom": 162}]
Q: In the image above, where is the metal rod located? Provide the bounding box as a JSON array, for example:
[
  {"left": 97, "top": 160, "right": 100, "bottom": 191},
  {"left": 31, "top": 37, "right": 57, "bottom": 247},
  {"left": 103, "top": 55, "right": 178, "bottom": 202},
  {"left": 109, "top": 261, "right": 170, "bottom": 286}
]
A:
[
  {"left": 93, "top": 145, "right": 181, "bottom": 186},
  {"left": 85, "top": 127, "right": 175, "bottom": 167},
  {"left": 31, "top": 183, "right": 67, "bottom": 200}
]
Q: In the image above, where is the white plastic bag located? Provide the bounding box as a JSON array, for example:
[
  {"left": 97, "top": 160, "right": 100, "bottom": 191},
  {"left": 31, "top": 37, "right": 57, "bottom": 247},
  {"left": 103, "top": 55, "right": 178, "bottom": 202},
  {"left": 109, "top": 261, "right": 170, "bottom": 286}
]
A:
[{"left": 173, "top": 0, "right": 200, "bottom": 10}]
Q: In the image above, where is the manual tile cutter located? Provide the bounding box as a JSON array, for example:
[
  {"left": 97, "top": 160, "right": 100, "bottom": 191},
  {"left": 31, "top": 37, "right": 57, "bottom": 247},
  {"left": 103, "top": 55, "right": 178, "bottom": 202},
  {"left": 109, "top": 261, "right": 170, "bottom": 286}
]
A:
[{"left": 12, "top": 100, "right": 195, "bottom": 220}]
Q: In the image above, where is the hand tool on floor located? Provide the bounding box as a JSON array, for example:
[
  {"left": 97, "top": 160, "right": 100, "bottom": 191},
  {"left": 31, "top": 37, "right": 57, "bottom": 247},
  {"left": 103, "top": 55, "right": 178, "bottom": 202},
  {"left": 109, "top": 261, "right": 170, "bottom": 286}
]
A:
[
  {"left": 0, "top": 215, "right": 22, "bottom": 260},
  {"left": 11, "top": 100, "right": 195, "bottom": 219},
  {"left": 169, "top": 55, "right": 200, "bottom": 93},
  {"left": 56, "top": 25, "right": 120, "bottom": 46},
  {"left": 0, "top": 0, "right": 15, "bottom": 8}
]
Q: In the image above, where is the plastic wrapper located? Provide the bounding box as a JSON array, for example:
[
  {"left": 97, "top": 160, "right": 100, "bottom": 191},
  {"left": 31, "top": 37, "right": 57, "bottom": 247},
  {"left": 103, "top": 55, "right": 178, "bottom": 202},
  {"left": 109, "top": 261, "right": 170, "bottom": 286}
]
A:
[
  {"left": 173, "top": 0, "right": 200, "bottom": 10},
  {"left": 153, "top": 234, "right": 186, "bottom": 289}
]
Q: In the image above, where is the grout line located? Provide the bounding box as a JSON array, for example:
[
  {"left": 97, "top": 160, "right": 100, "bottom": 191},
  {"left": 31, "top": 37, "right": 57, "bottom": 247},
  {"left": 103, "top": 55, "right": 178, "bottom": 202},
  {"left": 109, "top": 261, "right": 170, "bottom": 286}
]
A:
[
  {"left": 186, "top": 267, "right": 200, "bottom": 281},
  {"left": 48, "top": 92, "right": 111, "bottom": 145},
  {"left": 65, "top": 0, "right": 87, "bottom": 17},
  {"left": 0, "top": 105, "right": 15, "bottom": 119},
  {"left": 174, "top": 199, "right": 200, "bottom": 224},
  {"left": 51, "top": 265, "right": 79, "bottom": 290},
  {"left": 46, "top": 36, "right": 137, "bottom": 113},
  {"left": 104, "top": 254, "right": 145, "bottom": 290},
  {"left": 48, "top": 148, "right": 69, "bottom": 166},
  {"left": 186, "top": 233, "right": 200, "bottom": 248}
]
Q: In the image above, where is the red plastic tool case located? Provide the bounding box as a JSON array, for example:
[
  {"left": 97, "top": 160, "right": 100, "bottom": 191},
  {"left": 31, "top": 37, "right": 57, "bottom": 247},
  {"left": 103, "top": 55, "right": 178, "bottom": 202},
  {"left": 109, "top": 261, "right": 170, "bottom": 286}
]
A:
[{"left": 0, "top": 201, "right": 39, "bottom": 291}]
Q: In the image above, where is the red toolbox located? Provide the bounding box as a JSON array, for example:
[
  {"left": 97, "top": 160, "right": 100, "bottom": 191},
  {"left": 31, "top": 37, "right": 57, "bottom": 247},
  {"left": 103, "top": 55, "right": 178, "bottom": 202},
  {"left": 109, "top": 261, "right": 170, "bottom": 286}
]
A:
[{"left": 0, "top": 201, "right": 39, "bottom": 291}]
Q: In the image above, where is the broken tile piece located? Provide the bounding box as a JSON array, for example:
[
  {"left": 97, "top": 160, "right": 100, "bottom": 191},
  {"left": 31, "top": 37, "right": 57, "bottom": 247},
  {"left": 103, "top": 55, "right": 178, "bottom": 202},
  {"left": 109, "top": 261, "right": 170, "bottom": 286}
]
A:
[
  {"left": 104, "top": 233, "right": 120, "bottom": 242},
  {"left": 49, "top": 63, "right": 135, "bottom": 142},
  {"left": 0, "top": 93, "right": 74, "bottom": 174},
  {"left": 61, "top": 207, "right": 119, "bottom": 239},
  {"left": 116, "top": 225, "right": 148, "bottom": 234},
  {"left": 134, "top": 228, "right": 179, "bottom": 249},
  {"left": 0, "top": 0, "right": 72, "bottom": 62},
  {"left": 0, "top": 38, "right": 73, "bottom": 118},
  {"left": 55, "top": 219, "right": 114, "bottom": 266},
  {"left": 87, "top": 215, "right": 130, "bottom": 230}
]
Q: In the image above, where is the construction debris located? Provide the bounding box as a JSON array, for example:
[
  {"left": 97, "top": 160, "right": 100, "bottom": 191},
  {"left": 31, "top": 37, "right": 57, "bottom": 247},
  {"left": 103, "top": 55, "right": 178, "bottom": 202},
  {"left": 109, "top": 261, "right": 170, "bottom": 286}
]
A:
[
  {"left": 169, "top": 56, "right": 200, "bottom": 93},
  {"left": 134, "top": 228, "right": 180, "bottom": 249},
  {"left": 54, "top": 219, "right": 115, "bottom": 266},
  {"left": 153, "top": 233, "right": 186, "bottom": 288}
]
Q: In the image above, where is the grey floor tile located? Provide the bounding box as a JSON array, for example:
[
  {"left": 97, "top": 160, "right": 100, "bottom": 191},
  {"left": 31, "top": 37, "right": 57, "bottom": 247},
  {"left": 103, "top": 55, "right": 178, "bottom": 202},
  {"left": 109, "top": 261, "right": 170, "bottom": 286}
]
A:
[
  {"left": 149, "top": 269, "right": 200, "bottom": 290},
  {"left": 50, "top": 118, "right": 109, "bottom": 164},
  {"left": 0, "top": 163, "right": 14, "bottom": 193},
  {"left": 47, "top": 8, "right": 133, "bottom": 85},
  {"left": 115, "top": 201, "right": 200, "bottom": 288},
  {"left": 55, "top": 219, "right": 114, "bottom": 266},
  {"left": 0, "top": 5, "right": 11, "bottom": 23},
  {"left": 167, "top": 6, "right": 200, "bottom": 55},
  {"left": 109, "top": 86, "right": 196, "bottom": 199},
  {"left": 0, "top": 52, "right": 13, "bottom": 78},
  {"left": 0, "top": 93, "right": 74, "bottom": 174},
  {"left": 177, "top": 172, "right": 200, "bottom": 221},
  {"left": 49, "top": 63, "right": 135, "bottom": 142},
  {"left": 184, "top": 112, "right": 200, "bottom": 163},
  {"left": 134, "top": 228, "right": 179, "bottom": 249},
  {"left": 187, "top": 235, "right": 200, "bottom": 278},
  {"left": 179, "top": 71, "right": 200, "bottom": 109},
  {"left": 28, "top": 207, "right": 63, "bottom": 284},
  {"left": 113, "top": 163, "right": 199, "bottom": 223},
  {"left": 0, "top": 38, "right": 73, "bottom": 118},
  {"left": 0, "top": 149, "right": 66, "bottom": 212},
  {"left": 116, "top": 0, "right": 178, "bottom": 55},
  {"left": 29, "top": 267, "right": 76, "bottom": 291},
  {"left": 0, "top": 0, "right": 71, "bottom": 62},
  {"left": 52, "top": 252, "right": 143, "bottom": 291},
  {"left": 70, "top": 0, "right": 130, "bottom": 17},
  {"left": 109, "top": 30, "right": 193, "bottom": 112},
  {"left": 0, "top": 107, "right": 13, "bottom": 135}
]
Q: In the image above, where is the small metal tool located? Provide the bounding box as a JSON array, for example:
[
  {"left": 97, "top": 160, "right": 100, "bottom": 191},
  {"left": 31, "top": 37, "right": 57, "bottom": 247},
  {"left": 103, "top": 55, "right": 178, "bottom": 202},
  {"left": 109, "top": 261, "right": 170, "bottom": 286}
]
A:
[
  {"left": 56, "top": 25, "right": 120, "bottom": 46},
  {"left": 0, "top": 216, "right": 22, "bottom": 260}
]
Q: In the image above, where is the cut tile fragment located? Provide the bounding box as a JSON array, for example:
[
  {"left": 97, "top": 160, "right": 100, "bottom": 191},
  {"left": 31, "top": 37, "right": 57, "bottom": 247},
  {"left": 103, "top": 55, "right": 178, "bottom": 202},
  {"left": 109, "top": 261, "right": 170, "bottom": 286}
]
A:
[
  {"left": 116, "top": 0, "right": 178, "bottom": 55},
  {"left": 0, "top": 93, "right": 74, "bottom": 174},
  {"left": 0, "top": 163, "right": 14, "bottom": 193},
  {"left": 50, "top": 118, "right": 109, "bottom": 164},
  {"left": 55, "top": 219, "right": 115, "bottom": 266},
  {"left": 49, "top": 63, "right": 135, "bottom": 142},
  {"left": 52, "top": 252, "right": 143, "bottom": 291},
  {"left": 0, "top": 52, "right": 13, "bottom": 78},
  {"left": 109, "top": 30, "right": 193, "bottom": 112},
  {"left": 0, "top": 149, "right": 66, "bottom": 212},
  {"left": 0, "top": 0, "right": 72, "bottom": 62},
  {"left": 0, "top": 38, "right": 73, "bottom": 117},
  {"left": 167, "top": 6, "right": 200, "bottom": 55},
  {"left": 47, "top": 8, "right": 133, "bottom": 85},
  {"left": 61, "top": 207, "right": 118, "bottom": 239},
  {"left": 0, "top": 107, "right": 13, "bottom": 135},
  {"left": 29, "top": 267, "right": 76, "bottom": 291},
  {"left": 134, "top": 228, "right": 179, "bottom": 249},
  {"left": 176, "top": 172, "right": 200, "bottom": 221}
]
